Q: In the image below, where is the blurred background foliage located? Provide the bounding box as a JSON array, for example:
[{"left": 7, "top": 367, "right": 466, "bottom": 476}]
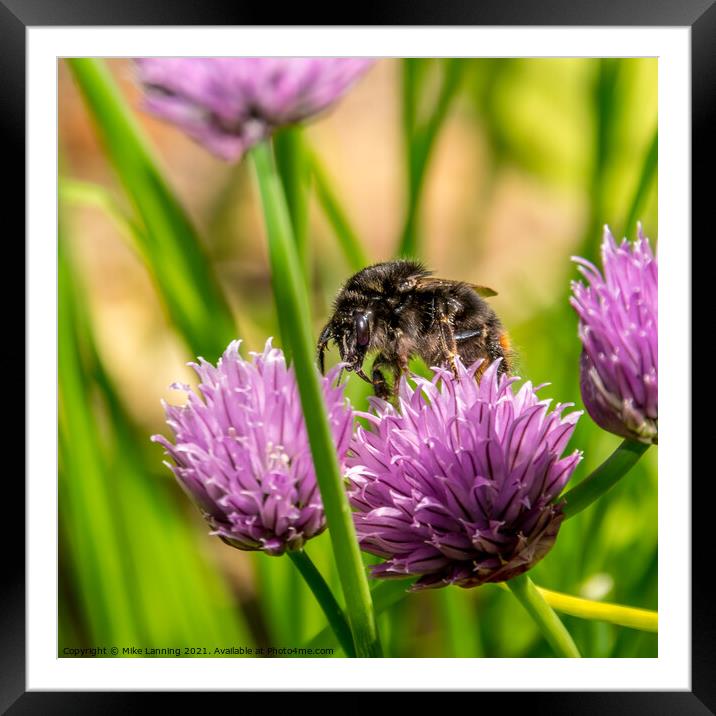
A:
[{"left": 59, "top": 57, "right": 657, "bottom": 658}]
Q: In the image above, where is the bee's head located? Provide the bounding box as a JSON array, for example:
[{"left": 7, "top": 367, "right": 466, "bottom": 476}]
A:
[
  {"left": 317, "top": 260, "right": 429, "bottom": 380},
  {"left": 339, "top": 308, "right": 373, "bottom": 373},
  {"left": 317, "top": 297, "right": 374, "bottom": 379}
]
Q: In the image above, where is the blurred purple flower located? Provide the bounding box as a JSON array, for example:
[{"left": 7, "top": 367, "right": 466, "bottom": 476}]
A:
[
  {"left": 152, "top": 339, "right": 352, "bottom": 555},
  {"left": 135, "top": 58, "right": 374, "bottom": 160},
  {"left": 571, "top": 225, "right": 657, "bottom": 444},
  {"left": 347, "top": 360, "right": 583, "bottom": 590}
]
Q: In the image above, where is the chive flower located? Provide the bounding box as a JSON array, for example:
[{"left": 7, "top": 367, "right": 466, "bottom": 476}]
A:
[
  {"left": 347, "top": 359, "right": 583, "bottom": 590},
  {"left": 571, "top": 225, "right": 657, "bottom": 444},
  {"left": 135, "top": 58, "right": 374, "bottom": 161},
  {"left": 152, "top": 340, "right": 352, "bottom": 555}
]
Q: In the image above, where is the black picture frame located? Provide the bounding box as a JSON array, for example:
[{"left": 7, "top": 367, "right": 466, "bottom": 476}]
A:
[{"left": 6, "top": 1, "right": 709, "bottom": 711}]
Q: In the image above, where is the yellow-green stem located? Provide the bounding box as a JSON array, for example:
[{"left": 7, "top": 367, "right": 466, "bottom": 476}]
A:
[{"left": 538, "top": 587, "right": 657, "bottom": 633}]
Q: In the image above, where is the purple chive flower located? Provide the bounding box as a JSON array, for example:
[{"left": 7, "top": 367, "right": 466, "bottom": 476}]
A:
[
  {"left": 570, "top": 225, "right": 657, "bottom": 444},
  {"left": 347, "top": 359, "right": 583, "bottom": 590},
  {"left": 152, "top": 339, "right": 352, "bottom": 556},
  {"left": 135, "top": 58, "right": 374, "bottom": 161}
]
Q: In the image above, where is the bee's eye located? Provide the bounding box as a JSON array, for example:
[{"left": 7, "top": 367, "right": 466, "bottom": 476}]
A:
[{"left": 355, "top": 313, "right": 370, "bottom": 347}]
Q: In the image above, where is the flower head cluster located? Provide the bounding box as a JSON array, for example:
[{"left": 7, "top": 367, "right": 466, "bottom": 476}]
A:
[
  {"left": 135, "top": 58, "right": 374, "bottom": 161},
  {"left": 347, "top": 359, "right": 583, "bottom": 590},
  {"left": 152, "top": 340, "right": 352, "bottom": 555},
  {"left": 571, "top": 226, "right": 657, "bottom": 444}
]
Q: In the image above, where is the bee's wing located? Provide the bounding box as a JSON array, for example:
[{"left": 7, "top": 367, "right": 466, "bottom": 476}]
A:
[
  {"left": 415, "top": 277, "right": 498, "bottom": 297},
  {"left": 469, "top": 284, "right": 498, "bottom": 298}
]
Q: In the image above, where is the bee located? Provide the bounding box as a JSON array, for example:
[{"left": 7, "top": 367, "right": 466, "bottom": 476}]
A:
[{"left": 317, "top": 259, "right": 512, "bottom": 399}]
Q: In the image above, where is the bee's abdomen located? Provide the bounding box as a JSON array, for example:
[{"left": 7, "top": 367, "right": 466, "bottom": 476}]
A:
[{"left": 496, "top": 331, "right": 513, "bottom": 374}]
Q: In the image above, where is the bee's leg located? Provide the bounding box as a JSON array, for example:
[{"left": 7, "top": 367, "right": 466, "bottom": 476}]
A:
[
  {"left": 355, "top": 367, "right": 374, "bottom": 386},
  {"left": 392, "top": 347, "right": 412, "bottom": 397},
  {"left": 371, "top": 352, "right": 393, "bottom": 400},
  {"left": 316, "top": 322, "right": 332, "bottom": 375},
  {"left": 435, "top": 299, "right": 459, "bottom": 376}
]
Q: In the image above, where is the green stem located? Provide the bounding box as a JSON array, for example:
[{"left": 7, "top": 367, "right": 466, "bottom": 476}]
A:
[
  {"left": 401, "top": 59, "right": 419, "bottom": 151},
  {"left": 59, "top": 232, "right": 138, "bottom": 644},
  {"left": 60, "top": 179, "right": 146, "bottom": 257},
  {"left": 498, "top": 582, "right": 657, "bottom": 632},
  {"left": 561, "top": 439, "right": 651, "bottom": 519},
  {"left": 307, "top": 579, "right": 413, "bottom": 650},
  {"left": 398, "top": 59, "right": 463, "bottom": 258},
  {"left": 398, "top": 176, "right": 424, "bottom": 260},
  {"left": 287, "top": 551, "right": 356, "bottom": 657},
  {"left": 622, "top": 127, "right": 658, "bottom": 238},
  {"left": 507, "top": 574, "right": 581, "bottom": 658},
  {"left": 66, "top": 58, "right": 235, "bottom": 361},
  {"left": 274, "top": 128, "right": 311, "bottom": 279},
  {"left": 250, "top": 141, "right": 381, "bottom": 658},
  {"left": 309, "top": 574, "right": 658, "bottom": 650},
  {"left": 579, "top": 59, "right": 621, "bottom": 265},
  {"left": 309, "top": 149, "right": 369, "bottom": 272}
]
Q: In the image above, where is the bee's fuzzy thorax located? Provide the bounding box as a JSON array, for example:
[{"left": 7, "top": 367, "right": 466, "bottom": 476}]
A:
[{"left": 319, "top": 260, "right": 511, "bottom": 398}]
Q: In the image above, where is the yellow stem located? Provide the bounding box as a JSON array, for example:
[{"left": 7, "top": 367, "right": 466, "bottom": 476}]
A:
[{"left": 498, "top": 582, "right": 657, "bottom": 632}]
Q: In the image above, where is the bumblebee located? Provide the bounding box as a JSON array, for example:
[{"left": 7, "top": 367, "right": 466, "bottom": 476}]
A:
[{"left": 317, "top": 260, "right": 512, "bottom": 398}]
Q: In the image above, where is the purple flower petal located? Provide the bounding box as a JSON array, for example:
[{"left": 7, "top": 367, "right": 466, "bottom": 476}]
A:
[
  {"left": 347, "top": 358, "right": 583, "bottom": 590},
  {"left": 152, "top": 339, "right": 353, "bottom": 555},
  {"left": 135, "top": 58, "right": 375, "bottom": 161},
  {"left": 571, "top": 225, "right": 658, "bottom": 444}
]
